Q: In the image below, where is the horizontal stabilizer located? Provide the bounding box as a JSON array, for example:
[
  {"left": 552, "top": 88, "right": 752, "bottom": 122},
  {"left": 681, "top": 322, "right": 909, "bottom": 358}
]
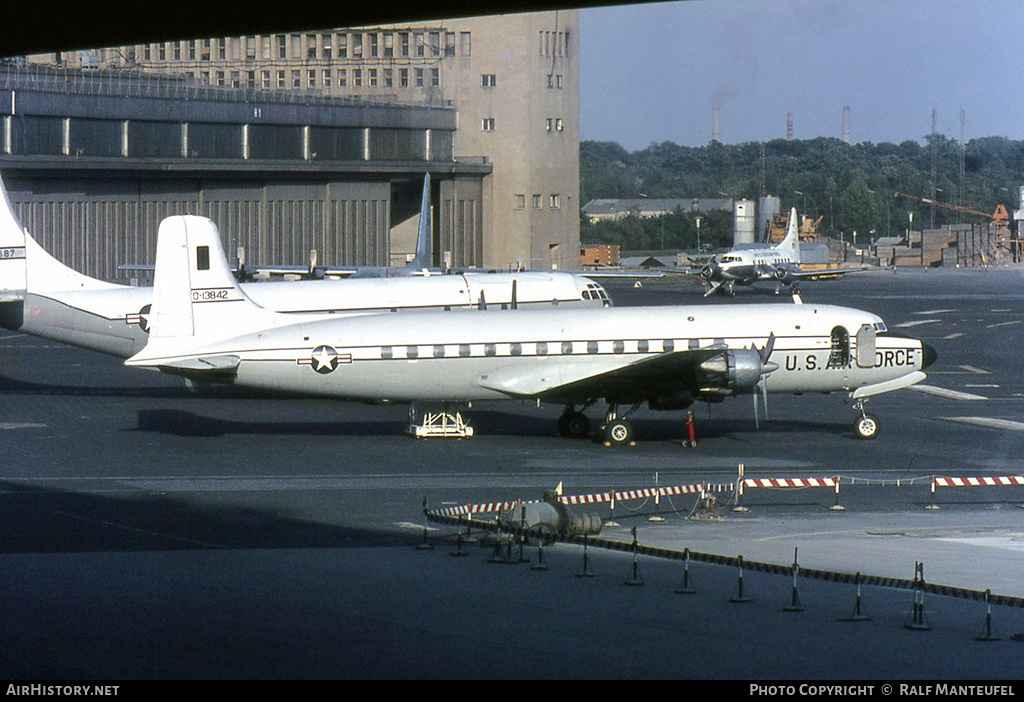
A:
[{"left": 156, "top": 355, "right": 241, "bottom": 372}]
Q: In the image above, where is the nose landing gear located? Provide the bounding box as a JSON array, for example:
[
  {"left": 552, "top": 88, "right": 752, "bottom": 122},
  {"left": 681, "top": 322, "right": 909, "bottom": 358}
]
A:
[{"left": 852, "top": 399, "right": 880, "bottom": 440}]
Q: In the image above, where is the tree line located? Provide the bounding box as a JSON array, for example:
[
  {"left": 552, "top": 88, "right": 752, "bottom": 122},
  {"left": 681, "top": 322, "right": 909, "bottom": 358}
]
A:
[{"left": 580, "top": 136, "right": 1024, "bottom": 252}]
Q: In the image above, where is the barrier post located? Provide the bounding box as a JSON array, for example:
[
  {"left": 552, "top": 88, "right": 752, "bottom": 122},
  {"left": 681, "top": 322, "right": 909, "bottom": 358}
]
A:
[
  {"left": 487, "top": 516, "right": 505, "bottom": 563},
  {"left": 829, "top": 476, "right": 845, "bottom": 512},
  {"left": 733, "top": 464, "right": 750, "bottom": 513},
  {"left": 606, "top": 492, "right": 620, "bottom": 528},
  {"left": 837, "top": 572, "right": 871, "bottom": 622},
  {"left": 975, "top": 590, "right": 1000, "bottom": 642},
  {"left": 675, "top": 548, "right": 696, "bottom": 594},
  {"left": 649, "top": 472, "right": 666, "bottom": 522},
  {"left": 450, "top": 516, "right": 468, "bottom": 557},
  {"left": 531, "top": 540, "right": 549, "bottom": 571},
  {"left": 624, "top": 526, "right": 644, "bottom": 586},
  {"left": 729, "top": 555, "right": 752, "bottom": 603},
  {"left": 925, "top": 476, "right": 940, "bottom": 510},
  {"left": 575, "top": 536, "right": 595, "bottom": 578},
  {"left": 417, "top": 496, "right": 434, "bottom": 550},
  {"left": 904, "top": 562, "right": 931, "bottom": 630},
  {"left": 782, "top": 547, "right": 804, "bottom": 612}
]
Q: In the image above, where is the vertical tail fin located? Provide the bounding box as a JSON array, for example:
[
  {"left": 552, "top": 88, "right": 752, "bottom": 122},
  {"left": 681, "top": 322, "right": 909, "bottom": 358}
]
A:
[
  {"left": 127, "top": 215, "right": 287, "bottom": 368},
  {"left": 774, "top": 207, "right": 801, "bottom": 263},
  {"left": 406, "top": 173, "right": 432, "bottom": 271},
  {"left": 0, "top": 171, "right": 119, "bottom": 296},
  {"left": 0, "top": 174, "right": 28, "bottom": 300},
  {"left": 146, "top": 215, "right": 278, "bottom": 341}
]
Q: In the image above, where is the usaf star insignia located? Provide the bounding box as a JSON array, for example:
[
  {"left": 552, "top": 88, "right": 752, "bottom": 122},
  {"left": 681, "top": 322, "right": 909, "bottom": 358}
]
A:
[{"left": 298, "top": 345, "right": 351, "bottom": 374}]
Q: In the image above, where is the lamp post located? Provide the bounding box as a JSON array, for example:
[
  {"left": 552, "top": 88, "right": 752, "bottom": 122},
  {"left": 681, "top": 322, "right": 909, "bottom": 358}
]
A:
[{"left": 696, "top": 216, "right": 702, "bottom": 252}]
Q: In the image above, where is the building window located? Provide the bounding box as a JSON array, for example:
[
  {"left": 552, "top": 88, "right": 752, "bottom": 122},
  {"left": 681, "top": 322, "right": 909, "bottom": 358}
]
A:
[
  {"left": 399, "top": 68, "right": 408, "bottom": 87},
  {"left": 510, "top": 342, "right": 522, "bottom": 356},
  {"left": 460, "top": 32, "right": 471, "bottom": 56},
  {"left": 291, "top": 70, "right": 301, "bottom": 88},
  {"left": 415, "top": 68, "right": 424, "bottom": 87},
  {"left": 407, "top": 345, "right": 419, "bottom": 359},
  {"left": 384, "top": 33, "right": 394, "bottom": 57},
  {"left": 532, "top": 194, "right": 542, "bottom": 209},
  {"left": 561, "top": 341, "right": 573, "bottom": 355},
  {"left": 536, "top": 342, "right": 548, "bottom": 356},
  {"left": 277, "top": 70, "right": 285, "bottom": 88},
  {"left": 307, "top": 34, "right": 317, "bottom": 59},
  {"left": 515, "top": 194, "right": 525, "bottom": 209},
  {"left": 369, "top": 33, "right": 378, "bottom": 58},
  {"left": 482, "top": 73, "right": 496, "bottom": 87},
  {"left": 430, "top": 68, "right": 439, "bottom": 87},
  {"left": 353, "top": 69, "right": 362, "bottom": 87},
  {"left": 430, "top": 31, "right": 441, "bottom": 56},
  {"left": 381, "top": 346, "right": 393, "bottom": 360},
  {"left": 400, "top": 33, "right": 410, "bottom": 57},
  {"left": 384, "top": 69, "right": 393, "bottom": 88},
  {"left": 338, "top": 34, "right": 347, "bottom": 58},
  {"left": 484, "top": 343, "right": 496, "bottom": 357},
  {"left": 369, "top": 68, "right": 377, "bottom": 87},
  {"left": 352, "top": 33, "right": 362, "bottom": 58},
  {"left": 588, "top": 340, "right": 599, "bottom": 354},
  {"left": 338, "top": 69, "right": 346, "bottom": 87},
  {"left": 481, "top": 118, "right": 495, "bottom": 132},
  {"left": 415, "top": 32, "right": 424, "bottom": 57},
  {"left": 546, "top": 118, "right": 553, "bottom": 132}
]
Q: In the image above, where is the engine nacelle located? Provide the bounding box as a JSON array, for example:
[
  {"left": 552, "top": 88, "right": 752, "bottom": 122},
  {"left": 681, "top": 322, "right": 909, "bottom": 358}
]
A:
[
  {"left": 649, "top": 390, "right": 694, "bottom": 411},
  {"left": 695, "top": 348, "right": 764, "bottom": 397}
]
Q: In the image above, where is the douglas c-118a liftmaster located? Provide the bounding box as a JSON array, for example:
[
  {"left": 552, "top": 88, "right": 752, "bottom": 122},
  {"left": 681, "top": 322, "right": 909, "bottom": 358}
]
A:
[{"left": 123, "top": 215, "right": 936, "bottom": 443}]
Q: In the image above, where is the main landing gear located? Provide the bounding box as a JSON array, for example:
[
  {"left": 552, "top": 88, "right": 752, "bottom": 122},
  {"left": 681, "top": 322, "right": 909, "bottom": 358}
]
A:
[
  {"left": 558, "top": 402, "right": 642, "bottom": 446},
  {"left": 852, "top": 398, "right": 880, "bottom": 440}
]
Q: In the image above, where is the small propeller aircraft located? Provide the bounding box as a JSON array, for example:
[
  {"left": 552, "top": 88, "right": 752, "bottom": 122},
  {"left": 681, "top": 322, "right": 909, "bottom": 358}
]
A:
[
  {"left": 700, "top": 208, "right": 874, "bottom": 296},
  {"left": 124, "top": 214, "right": 936, "bottom": 442}
]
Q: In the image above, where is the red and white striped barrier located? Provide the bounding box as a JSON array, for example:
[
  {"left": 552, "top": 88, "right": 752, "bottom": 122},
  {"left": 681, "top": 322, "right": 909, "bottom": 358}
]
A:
[
  {"left": 430, "top": 473, "right": 1024, "bottom": 519},
  {"left": 933, "top": 476, "right": 1024, "bottom": 488},
  {"left": 742, "top": 477, "right": 837, "bottom": 489}
]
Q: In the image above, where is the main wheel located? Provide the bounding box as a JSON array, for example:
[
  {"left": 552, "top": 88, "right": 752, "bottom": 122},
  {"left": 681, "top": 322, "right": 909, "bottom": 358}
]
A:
[
  {"left": 603, "top": 419, "right": 634, "bottom": 445},
  {"left": 557, "top": 411, "right": 590, "bottom": 438},
  {"left": 853, "top": 413, "right": 880, "bottom": 440}
]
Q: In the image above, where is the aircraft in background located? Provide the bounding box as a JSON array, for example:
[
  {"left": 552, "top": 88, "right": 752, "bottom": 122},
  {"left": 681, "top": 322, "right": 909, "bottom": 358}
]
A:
[
  {"left": 0, "top": 174, "right": 610, "bottom": 361},
  {"left": 699, "top": 208, "right": 874, "bottom": 297},
  {"left": 125, "top": 214, "right": 936, "bottom": 443}
]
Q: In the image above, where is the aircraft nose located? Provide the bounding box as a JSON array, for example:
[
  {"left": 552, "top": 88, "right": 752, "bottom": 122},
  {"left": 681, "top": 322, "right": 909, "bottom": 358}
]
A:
[{"left": 921, "top": 342, "right": 937, "bottom": 370}]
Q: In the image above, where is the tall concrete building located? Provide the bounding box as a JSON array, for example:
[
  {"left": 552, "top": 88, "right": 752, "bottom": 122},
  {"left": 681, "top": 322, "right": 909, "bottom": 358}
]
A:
[{"left": 25, "top": 10, "right": 580, "bottom": 270}]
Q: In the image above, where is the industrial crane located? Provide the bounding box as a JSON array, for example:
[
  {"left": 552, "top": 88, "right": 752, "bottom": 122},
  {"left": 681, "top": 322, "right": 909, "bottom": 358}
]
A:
[{"left": 894, "top": 191, "right": 1009, "bottom": 223}]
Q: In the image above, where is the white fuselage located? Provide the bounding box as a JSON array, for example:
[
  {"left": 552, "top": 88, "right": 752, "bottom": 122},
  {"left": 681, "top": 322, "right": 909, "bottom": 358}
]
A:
[
  {"left": 132, "top": 302, "right": 928, "bottom": 405},
  {"left": 8, "top": 271, "right": 610, "bottom": 358}
]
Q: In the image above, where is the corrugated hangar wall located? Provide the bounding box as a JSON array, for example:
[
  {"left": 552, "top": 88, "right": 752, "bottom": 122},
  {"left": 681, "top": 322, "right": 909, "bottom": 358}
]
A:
[{"left": 8, "top": 176, "right": 391, "bottom": 281}]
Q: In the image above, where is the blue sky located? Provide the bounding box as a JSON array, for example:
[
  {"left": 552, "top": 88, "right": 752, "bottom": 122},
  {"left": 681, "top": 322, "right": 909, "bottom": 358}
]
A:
[{"left": 579, "top": 0, "right": 1024, "bottom": 150}]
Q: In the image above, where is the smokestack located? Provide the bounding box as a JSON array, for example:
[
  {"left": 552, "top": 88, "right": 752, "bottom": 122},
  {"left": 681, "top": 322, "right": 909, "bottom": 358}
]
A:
[
  {"left": 787, "top": 113, "right": 793, "bottom": 141},
  {"left": 843, "top": 106, "right": 851, "bottom": 144},
  {"left": 712, "top": 103, "right": 721, "bottom": 143}
]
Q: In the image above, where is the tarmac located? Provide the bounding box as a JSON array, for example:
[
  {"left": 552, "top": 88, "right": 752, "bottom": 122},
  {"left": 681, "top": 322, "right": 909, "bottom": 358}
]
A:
[{"left": 2, "top": 266, "right": 1024, "bottom": 680}]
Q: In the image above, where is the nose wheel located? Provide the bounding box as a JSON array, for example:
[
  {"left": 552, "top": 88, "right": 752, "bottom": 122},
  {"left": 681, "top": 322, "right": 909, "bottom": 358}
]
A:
[{"left": 852, "top": 399, "right": 880, "bottom": 440}]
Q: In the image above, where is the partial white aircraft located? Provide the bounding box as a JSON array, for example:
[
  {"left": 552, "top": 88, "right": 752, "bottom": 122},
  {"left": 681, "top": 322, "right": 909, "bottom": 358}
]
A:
[
  {"left": 700, "top": 208, "right": 871, "bottom": 296},
  {"left": 125, "top": 215, "right": 936, "bottom": 442},
  {"left": 0, "top": 175, "right": 610, "bottom": 359}
]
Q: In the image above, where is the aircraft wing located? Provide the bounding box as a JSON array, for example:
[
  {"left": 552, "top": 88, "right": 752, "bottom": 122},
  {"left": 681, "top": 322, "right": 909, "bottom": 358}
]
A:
[
  {"left": 785, "top": 265, "right": 884, "bottom": 281},
  {"left": 478, "top": 348, "right": 724, "bottom": 404}
]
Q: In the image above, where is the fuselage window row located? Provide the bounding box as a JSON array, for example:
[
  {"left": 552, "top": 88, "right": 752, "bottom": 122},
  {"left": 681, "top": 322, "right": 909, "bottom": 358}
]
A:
[{"left": 373, "top": 338, "right": 778, "bottom": 361}]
